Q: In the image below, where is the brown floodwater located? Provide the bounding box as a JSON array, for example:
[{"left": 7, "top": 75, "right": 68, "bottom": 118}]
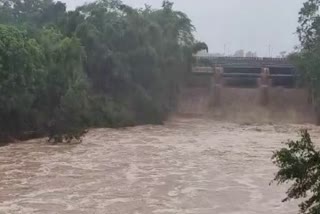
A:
[{"left": 0, "top": 117, "right": 319, "bottom": 214}]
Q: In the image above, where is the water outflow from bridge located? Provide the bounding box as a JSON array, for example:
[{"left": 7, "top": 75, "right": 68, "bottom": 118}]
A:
[{"left": 178, "top": 87, "right": 314, "bottom": 123}]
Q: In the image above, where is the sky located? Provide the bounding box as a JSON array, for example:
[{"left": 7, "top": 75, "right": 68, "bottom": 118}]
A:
[{"left": 62, "top": 0, "right": 306, "bottom": 57}]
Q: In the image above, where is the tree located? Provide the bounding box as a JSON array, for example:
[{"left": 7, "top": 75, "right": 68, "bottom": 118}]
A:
[
  {"left": 37, "top": 29, "right": 89, "bottom": 142},
  {"left": 72, "top": 0, "right": 197, "bottom": 123},
  {"left": 245, "top": 51, "right": 257, "bottom": 57},
  {"left": 274, "top": 4, "right": 320, "bottom": 211},
  {"left": 297, "top": 0, "right": 320, "bottom": 49},
  {"left": 272, "top": 130, "right": 320, "bottom": 214},
  {"left": 0, "top": 0, "right": 202, "bottom": 142},
  {"left": 0, "top": 24, "right": 44, "bottom": 138},
  {"left": 193, "top": 42, "right": 208, "bottom": 53},
  {"left": 0, "top": 0, "right": 65, "bottom": 26},
  {"left": 291, "top": 0, "right": 320, "bottom": 124},
  {"left": 233, "top": 49, "right": 245, "bottom": 57}
]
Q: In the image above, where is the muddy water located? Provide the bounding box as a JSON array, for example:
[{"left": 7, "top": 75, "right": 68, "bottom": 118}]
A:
[
  {"left": 0, "top": 117, "right": 319, "bottom": 214},
  {"left": 178, "top": 87, "right": 315, "bottom": 124}
]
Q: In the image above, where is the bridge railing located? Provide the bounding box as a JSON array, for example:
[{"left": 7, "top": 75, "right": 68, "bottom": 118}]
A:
[
  {"left": 193, "top": 56, "right": 293, "bottom": 68},
  {"left": 194, "top": 55, "right": 288, "bottom": 61}
]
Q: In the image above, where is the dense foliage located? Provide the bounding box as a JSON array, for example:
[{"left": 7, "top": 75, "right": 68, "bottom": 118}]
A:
[
  {"left": 272, "top": 130, "right": 320, "bottom": 214},
  {"left": 273, "top": 2, "right": 320, "bottom": 213},
  {"left": 290, "top": 0, "right": 320, "bottom": 124},
  {"left": 0, "top": 0, "right": 205, "bottom": 142}
]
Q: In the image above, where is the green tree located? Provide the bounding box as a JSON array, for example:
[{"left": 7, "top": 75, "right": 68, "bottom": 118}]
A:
[
  {"left": 0, "top": 0, "right": 66, "bottom": 26},
  {"left": 275, "top": 1, "right": 320, "bottom": 201},
  {"left": 0, "top": 0, "right": 201, "bottom": 142},
  {"left": 233, "top": 49, "right": 245, "bottom": 57},
  {"left": 290, "top": 0, "right": 320, "bottom": 124},
  {"left": 37, "top": 28, "right": 89, "bottom": 142},
  {"left": 272, "top": 130, "right": 320, "bottom": 214},
  {"left": 297, "top": 0, "right": 320, "bottom": 49},
  {"left": 0, "top": 24, "right": 44, "bottom": 138},
  {"left": 193, "top": 42, "right": 208, "bottom": 53},
  {"left": 71, "top": 0, "right": 197, "bottom": 123}
]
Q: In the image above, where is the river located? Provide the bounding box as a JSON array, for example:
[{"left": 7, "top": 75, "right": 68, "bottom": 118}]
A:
[{"left": 0, "top": 117, "right": 318, "bottom": 214}]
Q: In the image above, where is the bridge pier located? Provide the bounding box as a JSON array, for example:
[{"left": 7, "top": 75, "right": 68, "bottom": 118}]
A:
[
  {"left": 210, "top": 66, "right": 224, "bottom": 106},
  {"left": 258, "top": 68, "right": 271, "bottom": 106},
  {"left": 192, "top": 57, "right": 297, "bottom": 109}
]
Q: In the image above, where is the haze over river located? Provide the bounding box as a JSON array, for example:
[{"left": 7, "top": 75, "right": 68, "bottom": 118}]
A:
[{"left": 0, "top": 117, "right": 319, "bottom": 214}]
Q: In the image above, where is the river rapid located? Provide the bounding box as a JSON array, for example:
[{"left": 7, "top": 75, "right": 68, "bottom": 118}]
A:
[{"left": 0, "top": 117, "right": 319, "bottom": 214}]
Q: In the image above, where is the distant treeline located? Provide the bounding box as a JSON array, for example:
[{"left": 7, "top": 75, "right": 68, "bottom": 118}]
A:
[{"left": 0, "top": 0, "right": 207, "bottom": 142}]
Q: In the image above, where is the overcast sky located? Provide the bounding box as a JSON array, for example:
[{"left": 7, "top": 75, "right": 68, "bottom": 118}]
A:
[{"left": 62, "top": 0, "right": 306, "bottom": 57}]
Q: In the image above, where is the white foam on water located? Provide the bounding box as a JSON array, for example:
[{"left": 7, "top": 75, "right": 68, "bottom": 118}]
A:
[{"left": 0, "top": 117, "right": 318, "bottom": 213}]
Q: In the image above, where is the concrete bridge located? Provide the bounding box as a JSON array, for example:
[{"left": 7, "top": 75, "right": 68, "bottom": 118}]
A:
[
  {"left": 194, "top": 56, "right": 294, "bottom": 68},
  {"left": 191, "top": 56, "right": 298, "bottom": 106},
  {"left": 193, "top": 56, "right": 296, "bottom": 80}
]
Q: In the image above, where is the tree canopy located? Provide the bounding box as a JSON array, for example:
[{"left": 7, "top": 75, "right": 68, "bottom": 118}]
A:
[
  {"left": 291, "top": 0, "right": 320, "bottom": 124},
  {"left": 272, "top": 130, "right": 320, "bottom": 214},
  {"left": 0, "top": 0, "right": 206, "bottom": 142},
  {"left": 270, "top": 1, "right": 320, "bottom": 213}
]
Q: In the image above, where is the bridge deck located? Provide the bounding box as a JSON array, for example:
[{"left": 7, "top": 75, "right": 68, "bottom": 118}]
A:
[
  {"left": 192, "top": 67, "right": 296, "bottom": 77},
  {"left": 194, "top": 56, "right": 295, "bottom": 68}
]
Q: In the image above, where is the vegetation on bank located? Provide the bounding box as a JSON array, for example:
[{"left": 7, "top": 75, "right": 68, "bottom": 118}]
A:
[
  {"left": 289, "top": 0, "right": 320, "bottom": 124},
  {"left": 274, "top": 1, "right": 320, "bottom": 212},
  {"left": 272, "top": 130, "right": 320, "bottom": 214},
  {"left": 0, "top": 0, "right": 207, "bottom": 142},
  {"left": 274, "top": 3, "right": 320, "bottom": 212}
]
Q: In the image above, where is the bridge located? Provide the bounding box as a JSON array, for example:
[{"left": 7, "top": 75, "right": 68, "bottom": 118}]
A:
[
  {"left": 192, "top": 56, "right": 297, "bottom": 87},
  {"left": 193, "top": 56, "right": 294, "bottom": 68},
  {"left": 190, "top": 56, "right": 299, "bottom": 106}
]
